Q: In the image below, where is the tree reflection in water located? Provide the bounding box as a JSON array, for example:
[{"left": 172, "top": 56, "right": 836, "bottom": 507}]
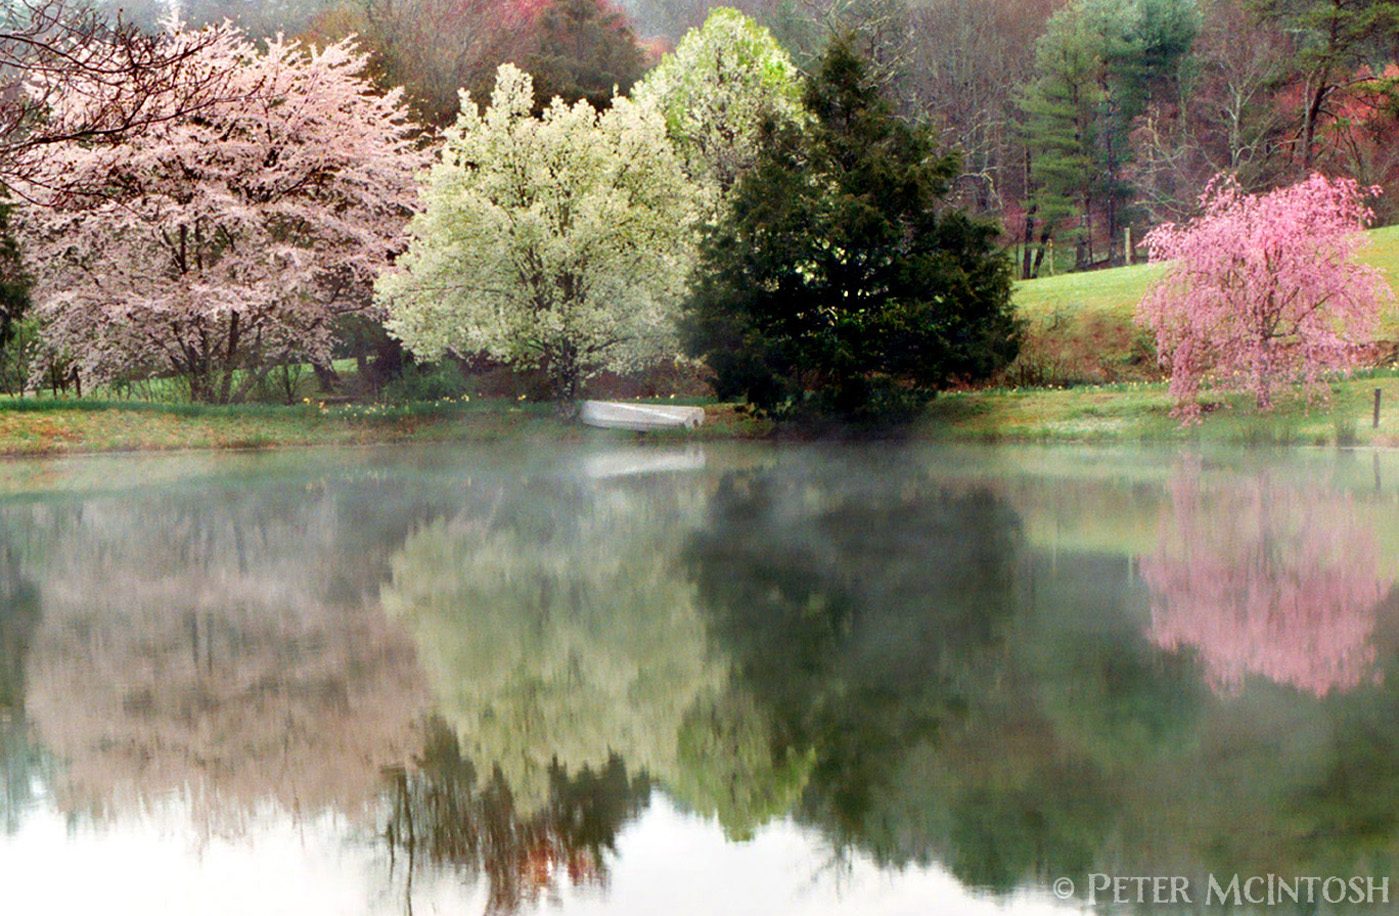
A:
[
  {"left": 382, "top": 487, "right": 723, "bottom": 816},
  {"left": 0, "top": 446, "right": 1393, "bottom": 913},
  {"left": 384, "top": 717, "right": 649, "bottom": 914},
  {"left": 683, "top": 451, "right": 1399, "bottom": 893},
  {"left": 1, "top": 517, "right": 51, "bottom": 835},
  {"left": 16, "top": 486, "right": 431, "bottom": 832},
  {"left": 379, "top": 464, "right": 814, "bottom": 904},
  {"left": 1143, "top": 464, "right": 1393, "bottom": 696},
  {"left": 685, "top": 456, "right": 1029, "bottom": 866}
]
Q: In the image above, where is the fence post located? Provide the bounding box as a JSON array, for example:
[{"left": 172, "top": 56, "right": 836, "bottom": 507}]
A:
[{"left": 1374, "top": 388, "right": 1382, "bottom": 429}]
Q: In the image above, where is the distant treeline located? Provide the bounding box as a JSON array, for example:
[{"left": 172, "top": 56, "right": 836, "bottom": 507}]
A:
[{"left": 106, "top": 0, "right": 1399, "bottom": 277}]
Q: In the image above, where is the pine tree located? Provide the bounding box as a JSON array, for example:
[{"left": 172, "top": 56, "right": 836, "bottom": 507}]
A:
[
  {"left": 685, "top": 38, "right": 1020, "bottom": 423},
  {"left": 1020, "top": 0, "right": 1197, "bottom": 268}
]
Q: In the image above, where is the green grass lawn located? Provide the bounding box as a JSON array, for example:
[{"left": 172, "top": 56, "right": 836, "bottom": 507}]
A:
[
  {"left": 1009, "top": 224, "right": 1399, "bottom": 384},
  {"left": 921, "top": 370, "right": 1399, "bottom": 446}
]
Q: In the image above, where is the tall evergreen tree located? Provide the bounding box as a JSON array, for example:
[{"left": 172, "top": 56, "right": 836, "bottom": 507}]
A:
[
  {"left": 1019, "top": 5, "right": 1103, "bottom": 273},
  {"left": 684, "top": 38, "right": 1020, "bottom": 423},
  {"left": 1020, "top": 0, "right": 1198, "bottom": 268}
]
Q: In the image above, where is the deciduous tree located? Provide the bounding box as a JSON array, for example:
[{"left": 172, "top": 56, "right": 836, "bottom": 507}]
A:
[
  {"left": 528, "top": 0, "right": 649, "bottom": 112},
  {"left": 1137, "top": 173, "right": 1391, "bottom": 420},
  {"left": 632, "top": 7, "right": 806, "bottom": 203},
  {"left": 299, "top": 0, "right": 546, "bottom": 126},
  {"left": 1, "top": 0, "right": 239, "bottom": 189},
  {"left": 1250, "top": 0, "right": 1399, "bottom": 173},
  {"left": 16, "top": 24, "right": 425, "bottom": 403},
  {"left": 379, "top": 64, "right": 697, "bottom": 409}
]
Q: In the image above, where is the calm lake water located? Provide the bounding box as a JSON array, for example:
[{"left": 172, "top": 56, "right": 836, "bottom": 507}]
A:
[{"left": 0, "top": 442, "right": 1395, "bottom": 914}]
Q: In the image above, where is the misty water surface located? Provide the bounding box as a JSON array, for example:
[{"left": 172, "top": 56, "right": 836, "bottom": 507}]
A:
[{"left": 0, "top": 443, "right": 1395, "bottom": 914}]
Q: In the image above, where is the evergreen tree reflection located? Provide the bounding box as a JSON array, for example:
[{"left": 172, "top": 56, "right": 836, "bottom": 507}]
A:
[
  {"left": 685, "top": 455, "right": 1029, "bottom": 866},
  {"left": 385, "top": 717, "right": 649, "bottom": 914}
]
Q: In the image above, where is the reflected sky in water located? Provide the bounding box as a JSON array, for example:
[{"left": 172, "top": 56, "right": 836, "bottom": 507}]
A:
[{"left": 0, "top": 443, "right": 1395, "bottom": 914}]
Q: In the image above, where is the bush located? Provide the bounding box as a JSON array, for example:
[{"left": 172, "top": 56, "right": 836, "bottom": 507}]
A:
[{"left": 381, "top": 361, "right": 474, "bottom": 403}]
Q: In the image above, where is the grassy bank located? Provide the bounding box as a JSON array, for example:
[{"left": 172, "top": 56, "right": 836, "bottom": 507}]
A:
[
  {"left": 3, "top": 372, "right": 1399, "bottom": 457},
  {"left": 4, "top": 223, "right": 1395, "bottom": 458},
  {"left": 921, "top": 372, "right": 1399, "bottom": 446},
  {"left": 0, "top": 396, "right": 772, "bottom": 457},
  {"left": 1010, "top": 224, "right": 1399, "bottom": 384}
]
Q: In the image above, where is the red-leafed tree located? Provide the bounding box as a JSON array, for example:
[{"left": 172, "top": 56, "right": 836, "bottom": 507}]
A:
[
  {"left": 1137, "top": 173, "right": 1392, "bottom": 421},
  {"left": 15, "top": 22, "right": 426, "bottom": 403},
  {"left": 1312, "top": 64, "right": 1399, "bottom": 223}
]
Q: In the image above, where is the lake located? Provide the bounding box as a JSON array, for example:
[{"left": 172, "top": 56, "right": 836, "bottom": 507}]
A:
[{"left": 1, "top": 443, "right": 1395, "bottom": 914}]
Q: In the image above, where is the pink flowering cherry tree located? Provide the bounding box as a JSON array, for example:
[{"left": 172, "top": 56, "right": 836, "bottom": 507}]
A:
[
  {"left": 1137, "top": 174, "right": 1393, "bottom": 422},
  {"left": 17, "top": 23, "right": 426, "bottom": 403}
]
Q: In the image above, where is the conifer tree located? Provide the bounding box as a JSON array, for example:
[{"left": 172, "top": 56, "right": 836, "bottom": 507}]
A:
[{"left": 685, "top": 38, "right": 1020, "bottom": 423}]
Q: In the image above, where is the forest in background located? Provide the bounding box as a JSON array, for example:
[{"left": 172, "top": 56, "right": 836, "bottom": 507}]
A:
[{"left": 102, "top": 0, "right": 1399, "bottom": 277}]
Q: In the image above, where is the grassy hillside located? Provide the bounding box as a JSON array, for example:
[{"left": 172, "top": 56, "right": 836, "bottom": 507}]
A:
[{"left": 1009, "top": 224, "right": 1399, "bottom": 385}]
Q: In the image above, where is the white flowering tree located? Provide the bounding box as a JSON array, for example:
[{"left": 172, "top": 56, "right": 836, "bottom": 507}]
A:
[
  {"left": 631, "top": 8, "right": 806, "bottom": 204},
  {"left": 378, "top": 64, "right": 698, "bottom": 409},
  {"left": 17, "top": 23, "right": 425, "bottom": 403}
]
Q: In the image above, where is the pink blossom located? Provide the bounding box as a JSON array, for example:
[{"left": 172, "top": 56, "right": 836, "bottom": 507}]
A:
[
  {"left": 16, "top": 23, "right": 428, "bottom": 402},
  {"left": 1137, "top": 174, "right": 1393, "bottom": 421},
  {"left": 1141, "top": 469, "right": 1391, "bottom": 697}
]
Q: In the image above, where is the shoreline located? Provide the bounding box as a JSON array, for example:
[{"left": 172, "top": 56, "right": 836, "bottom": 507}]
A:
[{"left": 3, "top": 374, "right": 1398, "bottom": 458}]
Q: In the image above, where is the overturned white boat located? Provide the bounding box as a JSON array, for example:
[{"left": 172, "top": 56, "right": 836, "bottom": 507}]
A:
[
  {"left": 581, "top": 447, "right": 707, "bottom": 479},
  {"left": 579, "top": 400, "right": 705, "bottom": 431}
]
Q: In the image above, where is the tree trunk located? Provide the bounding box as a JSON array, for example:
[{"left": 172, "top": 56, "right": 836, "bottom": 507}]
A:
[
  {"left": 546, "top": 342, "right": 582, "bottom": 418},
  {"left": 1020, "top": 207, "right": 1038, "bottom": 280},
  {"left": 210, "top": 313, "right": 240, "bottom": 404},
  {"left": 1301, "top": 83, "right": 1328, "bottom": 174},
  {"left": 1021, "top": 149, "right": 1037, "bottom": 280},
  {"left": 312, "top": 358, "right": 341, "bottom": 393},
  {"left": 1031, "top": 226, "right": 1052, "bottom": 278}
]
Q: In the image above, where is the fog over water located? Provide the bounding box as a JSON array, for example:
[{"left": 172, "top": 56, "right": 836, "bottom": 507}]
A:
[{"left": 1, "top": 443, "right": 1395, "bottom": 913}]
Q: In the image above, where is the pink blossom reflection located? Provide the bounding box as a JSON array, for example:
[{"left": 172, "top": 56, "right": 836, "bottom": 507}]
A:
[
  {"left": 1142, "top": 468, "right": 1391, "bottom": 697},
  {"left": 23, "top": 502, "right": 430, "bottom": 833}
]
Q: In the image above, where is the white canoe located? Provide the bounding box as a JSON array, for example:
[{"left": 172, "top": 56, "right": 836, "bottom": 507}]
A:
[{"left": 579, "top": 400, "right": 705, "bottom": 431}]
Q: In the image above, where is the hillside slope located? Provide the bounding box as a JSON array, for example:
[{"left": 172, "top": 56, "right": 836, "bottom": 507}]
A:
[{"left": 1009, "top": 225, "right": 1399, "bottom": 384}]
